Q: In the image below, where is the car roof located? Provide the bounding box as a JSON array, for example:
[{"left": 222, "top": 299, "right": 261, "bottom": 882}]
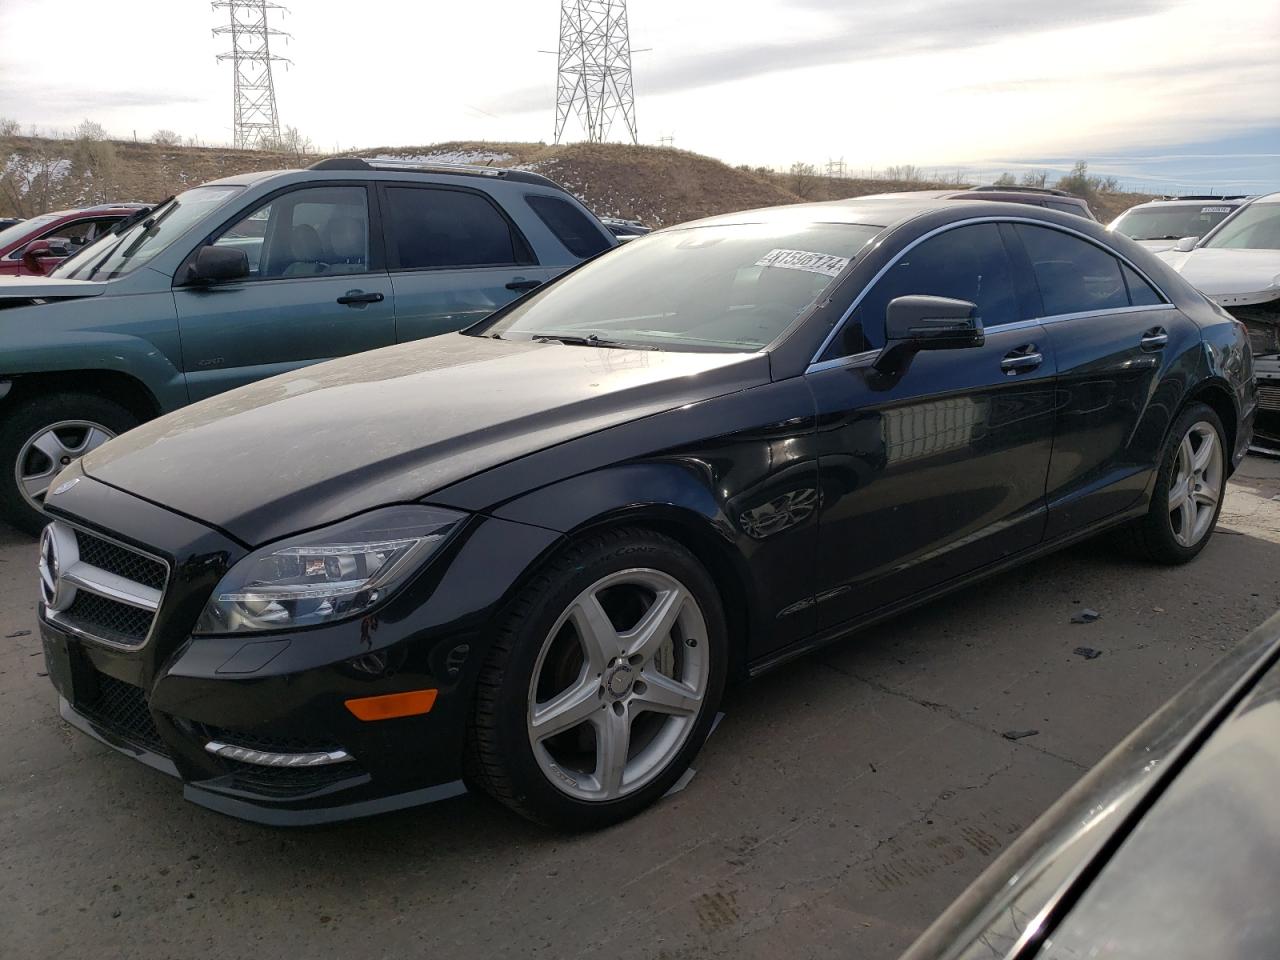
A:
[
  {"left": 663, "top": 194, "right": 1097, "bottom": 232},
  {"left": 201, "top": 158, "right": 564, "bottom": 192}
]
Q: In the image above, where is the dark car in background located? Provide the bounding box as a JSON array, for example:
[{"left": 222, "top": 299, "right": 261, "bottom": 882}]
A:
[
  {"left": 0, "top": 217, "right": 23, "bottom": 231},
  {"left": 0, "top": 203, "right": 149, "bottom": 276},
  {"left": 1109, "top": 195, "right": 1251, "bottom": 253},
  {"left": 0, "top": 158, "right": 615, "bottom": 533},
  {"left": 35, "top": 194, "right": 1253, "bottom": 828},
  {"left": 600, "top": 215, "right": 652, "bottom": 240},
  {"left": 900, "top": 609, "right": 1280, "bottom": 960}
]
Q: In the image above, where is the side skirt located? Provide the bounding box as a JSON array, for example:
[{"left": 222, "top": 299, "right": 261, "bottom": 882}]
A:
[{"left": 746, "top": 505, "right": 1148, "bottom": 677}]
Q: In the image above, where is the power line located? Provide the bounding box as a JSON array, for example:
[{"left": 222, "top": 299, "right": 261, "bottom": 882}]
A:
[
  {"left": 554, "top": 0, "right": 638, "bottom": 145},
  {"left": 212, "top": 1, "right": 291, "bottom": 150}
]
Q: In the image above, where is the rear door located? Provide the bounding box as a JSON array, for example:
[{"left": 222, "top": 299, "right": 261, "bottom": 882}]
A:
[
  {"left": 1010, "top": 223, "right": 1201, "bottom": 537},
  {"left": 376, "top": 183, "right": 556, "bottom": 343},
  {"left": 807, "top": 222, "right": 1058, "bottom": 630},
  {"left": 173, "top": 183, "right": 396, "bottom": 401}
]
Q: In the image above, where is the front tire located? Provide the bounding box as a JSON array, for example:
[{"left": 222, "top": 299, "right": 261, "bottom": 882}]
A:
[
  {"left": 1126, "top": 402, "right": 1227, "bottom": 564},
  {"left": 466, "top": 528, "right": 728, "bottom": 829},
  {"left": 0, "top": 393, "right": 137, "bottom": 536}
]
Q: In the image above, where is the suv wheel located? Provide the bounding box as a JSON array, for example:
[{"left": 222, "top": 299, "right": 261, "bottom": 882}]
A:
[
  {"left": 0, "top": 394, "right": 137, "bottom": 535},
  {"left": 467, "top": 528, "right": 728, "bottom": 829}
]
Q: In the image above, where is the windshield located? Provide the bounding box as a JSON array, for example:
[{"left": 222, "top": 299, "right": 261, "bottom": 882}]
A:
[
  {"left": 486, "top": 221, "right": 883, "bottom": 351},
  {"left": 52, "top": 185, "right": 245, "bottom": 280},
  {"left": 0, "top": 213, "right": 57, "bottom": 251},
  {"left": 1111, "top": 204, "right": 1236, "bottom": 241},
  {"left": 1203, "top": 202, "right": 1280, "bottom": 250}
]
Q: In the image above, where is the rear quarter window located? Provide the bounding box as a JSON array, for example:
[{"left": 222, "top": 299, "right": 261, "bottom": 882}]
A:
[{"left": 525, "top": 194, "right": 613, "bottom": 259}]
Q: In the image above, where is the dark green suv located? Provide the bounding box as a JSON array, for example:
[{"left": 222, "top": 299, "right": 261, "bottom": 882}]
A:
[{"left": 0, "top": 158, "right": 616, "bottom": 533}]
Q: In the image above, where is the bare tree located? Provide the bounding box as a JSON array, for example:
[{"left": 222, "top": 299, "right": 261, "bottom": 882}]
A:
[
  {"left": 883, "top": 164, "right": 922, "bottom": 183},
  {"left": 259, "top": 126, "right": 317, "bottom": 164},
  {"left": 1020, "top": 170, "right": 1049, "bottom": 188},
  {"left": 152, "top": 129, "right": 183, "bottom": 147},
  {"left": 788, "top": 161, "right": 820, "bottom": 199},
  {"left": 993, "top": 172, "right": 1017, "bottom": 186}
]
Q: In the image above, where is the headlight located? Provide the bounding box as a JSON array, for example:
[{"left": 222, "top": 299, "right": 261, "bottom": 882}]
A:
[{"left": 194, "top": 505, "right": 465, "bottom": 635}]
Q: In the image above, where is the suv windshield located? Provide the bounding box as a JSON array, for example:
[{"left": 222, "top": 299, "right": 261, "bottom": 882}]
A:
[
  {"left": 486, "top": 221, "right": 882, "bottom": 351},
  {"left": 1112, "top": 204, "right": 1236, "bottom": 241},
  {"left": 1203, "top": 202, "right": 1280, "bottom": 250},
  {"left": 52, "top": 185, "right": 245, "bottom": 280}
]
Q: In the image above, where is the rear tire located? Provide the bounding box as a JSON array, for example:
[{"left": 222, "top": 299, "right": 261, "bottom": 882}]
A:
[
  {"left": 1124, "top": 402, "right": 1227, "bottom": 565},
  {"left": 0, "top": 393, "right": 137, "bottom": 536},
  {"left": 466, "top": 527, "right": 728, "bottom": 829}
]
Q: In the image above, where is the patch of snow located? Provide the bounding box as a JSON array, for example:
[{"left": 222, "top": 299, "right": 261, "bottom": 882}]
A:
[{"left": 371, "top": 150, "right": 512, "bottom": 167}]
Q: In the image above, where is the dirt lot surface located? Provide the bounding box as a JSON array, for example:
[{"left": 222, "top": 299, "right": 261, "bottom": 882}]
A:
[{"left": 2, "top": 455, "right": 1278, "bottom": 960}]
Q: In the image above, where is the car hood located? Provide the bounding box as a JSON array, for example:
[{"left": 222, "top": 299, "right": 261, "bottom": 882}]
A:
[
  {"left": 1157, "top": 248, "right": 1280, "bottom": 305},
  {"left": 0, "top": 275, "right": 108, "bottom": 301},
  {"left": 1130, "top": 238, "right": 1179, "bottom": 253},
  {"left": 82, "top": 334, "right": 770, "bottom": 545}
]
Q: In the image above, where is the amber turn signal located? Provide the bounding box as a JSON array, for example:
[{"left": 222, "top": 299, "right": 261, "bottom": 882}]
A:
[{"left": 344, "top": 689, "right": 438, "bottom": 721}]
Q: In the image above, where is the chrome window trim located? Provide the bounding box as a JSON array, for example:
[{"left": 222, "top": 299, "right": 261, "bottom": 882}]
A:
[
  {"left": 807, "top": 215, "right": 1176, "bottom": 368},
  {"left": 44, "top": 519, "right": 171, "bottom": 651}
]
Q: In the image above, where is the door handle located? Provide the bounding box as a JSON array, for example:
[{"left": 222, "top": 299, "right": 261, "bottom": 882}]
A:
[
  {"left": 1000, "top": 347, "right": 1043, "bottom": 375},
  {"left": 336, "top": 290, "right": 384, "bottom": 306},
  {"left": 1140, "top": 327, "right": 1169, "bottom": 350},
  {"left": 505, "top": 278, "right": 543, "bottom": 292}
]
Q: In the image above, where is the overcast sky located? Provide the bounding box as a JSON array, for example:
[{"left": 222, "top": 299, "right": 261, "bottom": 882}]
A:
[{"left": 2, "top": 0, "right": 1277, "bottom": 188}]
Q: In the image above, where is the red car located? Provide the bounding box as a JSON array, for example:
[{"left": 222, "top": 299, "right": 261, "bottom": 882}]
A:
[{"left": 0, "top": 203, "right": 149, "bottom": 276}]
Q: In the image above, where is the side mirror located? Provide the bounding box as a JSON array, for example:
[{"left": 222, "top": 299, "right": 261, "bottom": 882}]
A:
[
  {"left": 1172, "top": 236, "right": 1199, "bottom": 253},
  {"left": 185, "top": 244, "right": 249, "bottom": 285},
  {"left": 20, "top": 239, "right": 67, "bottom": 274},
  {"left": 875, "top": 295, "right": 984, "bottom": 374}
]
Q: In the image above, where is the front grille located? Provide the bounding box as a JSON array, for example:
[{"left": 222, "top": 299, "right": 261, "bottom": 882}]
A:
[
  {"left": 1228, "top": 301, "right": 1280, "bottom": 358},
  {"left": 62, "top": 591, "right": 152, "bottom": 644},
  {"left": 1259, "top": 385, "right": 1280, "bottom": 413},
  {"left": 77, "top": 673, "right": 169, "bottom": 757},
  {"left": 75, "top": 530, "right": 167, "bottom": 590},
  {"left": 224, "top": 762, "right": 365, "bottom": 799}
]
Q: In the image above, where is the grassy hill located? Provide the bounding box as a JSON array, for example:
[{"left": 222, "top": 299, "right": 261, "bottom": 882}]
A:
[{"left": 0, "top": 134, "right": 1152, "bottom": 226}]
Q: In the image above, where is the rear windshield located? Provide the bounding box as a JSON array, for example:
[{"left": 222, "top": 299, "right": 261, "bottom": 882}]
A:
[
  {"left": 1112, "top": 204, "right": 1237, "bottom": 242},
  {"left": 486, "top": 221, "right": 882, "bottom": 352},
  {"left": 53, "top": 185, "right": 244, "bottom": 280}
]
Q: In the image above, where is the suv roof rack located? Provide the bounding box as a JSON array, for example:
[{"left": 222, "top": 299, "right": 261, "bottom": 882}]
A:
[
  {"left": 308, "top": 156, "right": 558, "bottom": 188},
  {"left": 969, "top": 184, "right": 1071, "bottom": 197}
]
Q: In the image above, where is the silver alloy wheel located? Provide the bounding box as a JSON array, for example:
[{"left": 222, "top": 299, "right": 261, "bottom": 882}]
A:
[
  {"left": 1168, "top": 420, "right": 1223, "bottom": 548},
  {"left": 527, "top": 567, "right": 709, "bottom": 802},
  {"left": 15, "top": 420, "right": 115, "bottom": 511}
]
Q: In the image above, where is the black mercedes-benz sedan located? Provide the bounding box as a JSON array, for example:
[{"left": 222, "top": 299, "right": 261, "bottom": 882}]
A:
[
  {"left": 35, "top": 195, "right": 1256, "bottom": 827},
  {"left": 900, "top": 608, "right": 1280, "bottom": 960}
]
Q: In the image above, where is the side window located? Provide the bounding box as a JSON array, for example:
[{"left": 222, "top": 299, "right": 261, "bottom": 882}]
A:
[
  {"left": 384, "top": 187, "right": 530, "bottom": 270},
  {"left": 525, "top": 194, "right": 612, "bottom": 259},
  {"left": 40, "top": 219, "right": 100, "bottom": 249},
  {"left": 1014, "top": 224, "right": 1128, "bottom": 316},
  {"left": 211, "top": 186, "right": 370, "bottom": 279},
  {"left": 1122, "top": 263, "right": 1164, "bottom": 306},
  {"left": 837, "top": 223, "right": 1022, "bottom": 354}
]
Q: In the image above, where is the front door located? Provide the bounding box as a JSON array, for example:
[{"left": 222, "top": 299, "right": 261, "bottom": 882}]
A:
[
  {"left": 1009, "top": 223, "right": 1204, "bottom": 536},
  {"left": 808, "top": 222, "right": 1059, "bottom": 630},
  {"left": 376, "top": 183, "right": 556, "bottom": 343},
  {"left": 173, "top": 184, "right": 395, "bottom": 401}
]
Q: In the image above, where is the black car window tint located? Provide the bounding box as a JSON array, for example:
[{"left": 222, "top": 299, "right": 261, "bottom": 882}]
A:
[
  {"left": 1121, "top": 263, "right": 1164, "bottom": 307},
  {"left": 386, "top": 187, "right": 525, "bottom": 270},
  {"left": 1044, "top": 200, "right": 1087, "bottom": 218},
  {"left": 526, "top": 194, "right": 612, "bottom": 259},
  {"left": 1014, "top": 224, "right": 1128, "bottom": 316},
  {"left": 849, "top": 223, "right": 1021, "bottom": 351}
]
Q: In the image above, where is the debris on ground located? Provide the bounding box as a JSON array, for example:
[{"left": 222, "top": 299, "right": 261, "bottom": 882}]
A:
[
  {"left": 1071, "top": 609, "right": 1102, "bottom": 624},
  {"left": 5, "top": 629, "right": 31, "bottom": 638},
  {"left": 1002, "top": 729, "right": 1040, "bottom": 741},
  {"left": 1073, "top": 647, "right": 1103, "bottom": 660}
]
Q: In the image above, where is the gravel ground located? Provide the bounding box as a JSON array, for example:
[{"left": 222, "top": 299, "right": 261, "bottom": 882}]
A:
[{"left": 2, "top": 455, "right": 1278, "bottom": 960}]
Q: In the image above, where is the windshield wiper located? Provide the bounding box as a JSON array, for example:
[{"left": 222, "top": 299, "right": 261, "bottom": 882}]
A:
[
  {"left": 529, "top": 333, "right": 658, "bottom": 350},
  {"left": 110, "top": 198, "right": 167, "bottom": 236}
]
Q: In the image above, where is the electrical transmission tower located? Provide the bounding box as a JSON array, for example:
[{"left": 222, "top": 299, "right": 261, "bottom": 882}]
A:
[
  {"left": 212, "top": 1, "right": 291, "bottom": 150},
  {"left": 554, "top": 0, "right": 638, "bottom": 145}
]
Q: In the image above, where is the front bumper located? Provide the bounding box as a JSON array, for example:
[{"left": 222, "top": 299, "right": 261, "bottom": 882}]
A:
[
  {"left": 38, "top": 466, "right": 562, "bottom": 825},
  {"left": 1254, "top": 356, "right": 1280, "bottom": 454}
]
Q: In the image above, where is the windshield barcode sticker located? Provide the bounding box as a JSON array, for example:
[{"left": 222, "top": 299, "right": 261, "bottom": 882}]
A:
[{"left": 755, "top": 249, "right": 850, "bottom": 278}]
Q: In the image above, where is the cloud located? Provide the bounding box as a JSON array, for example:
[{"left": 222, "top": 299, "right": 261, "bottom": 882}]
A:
[{"left": 483, "top": 0, "right": 1180, "bottom": 115}]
